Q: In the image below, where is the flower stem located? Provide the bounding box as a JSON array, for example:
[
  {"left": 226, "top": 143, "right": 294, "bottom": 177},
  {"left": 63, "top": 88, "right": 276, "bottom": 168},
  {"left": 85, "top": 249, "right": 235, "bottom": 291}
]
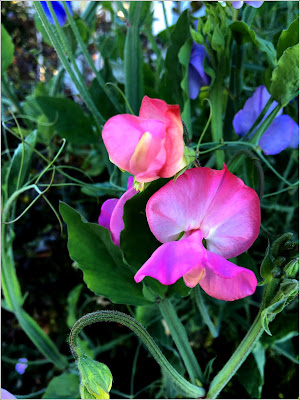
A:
[
  {"left": 210, "top": 71, "right": 225, "bottom": 169},
  {"left": 157, "top": 297, "right": 204, "bottom": 385},
  {"left": 69, "top": 311, "right": 205, "bottom": 399},
  {"left": 194, "top": 286, "right": 219, "bottom": 339},
  {"left": 206, "top": 280, "right": 279, "bottom": 399}
]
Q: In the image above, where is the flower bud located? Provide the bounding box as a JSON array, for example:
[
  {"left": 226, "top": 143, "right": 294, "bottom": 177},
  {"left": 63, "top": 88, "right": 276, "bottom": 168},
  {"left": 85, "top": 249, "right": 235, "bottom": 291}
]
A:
[
  {"left": 280, "top": 279, "right": 299, "bottom": 297},
  {"left": 284, "top": 259, "right": 299, "bottom": 279},
  {"left": 77, "top": 355, "right": 112, "bottom": 399}
]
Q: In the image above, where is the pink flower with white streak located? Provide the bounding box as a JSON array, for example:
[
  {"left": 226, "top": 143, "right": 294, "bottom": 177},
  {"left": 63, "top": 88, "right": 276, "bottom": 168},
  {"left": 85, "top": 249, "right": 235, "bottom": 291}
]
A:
[
  {"left": 134, "top": 165, "right": 261, "bottom": 301},
  {"left": 102, "top": 96, "right": 187, "bottom": 183},
  {"left": 98, "top": 177, "right": 137, "bottom": 246}
]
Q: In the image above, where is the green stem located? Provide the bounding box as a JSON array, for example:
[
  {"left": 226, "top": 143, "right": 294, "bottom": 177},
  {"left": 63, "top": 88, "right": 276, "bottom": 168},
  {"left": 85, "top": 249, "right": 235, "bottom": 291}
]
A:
[
  {"left": 62, "top": 2, "right": 122, "bottom": 113},
  {"left": 210, "top": 72, "right": 225, "bottom": 168},
  {"left": 69, "top": 311, "right": 205, "bottom": 399},
  {"left": 33, "top": 2, "right": 105, "bottom": 126},
  {"left": 157, "top": 297, "right": 204, "bottom": 385},
  {"left": 251, "top": 103, "right": 283, "bottom": 145},
  {"left": 194, "top": 286, "right": 219, "bottom": 339},
  {"left": 206, "top": 280, "right": 279, "bottom": 399}
]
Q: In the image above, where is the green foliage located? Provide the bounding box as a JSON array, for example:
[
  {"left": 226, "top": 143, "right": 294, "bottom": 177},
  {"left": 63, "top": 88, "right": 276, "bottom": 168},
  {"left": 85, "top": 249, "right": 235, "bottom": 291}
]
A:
[
  {"left": 59, "top": 202, "right": 151, "bottom": 306},
  {"left": 270, "top": 44, "right": 299, "bottom": 106},
  {"left": 35, "top": 97, "right": 98, "bottom": 144},
  {"left": 276, "top": 17, "right": 299, "bottom": 59},
  {"left": 67, "top": 284, "right": 83, "bottom": 328},
  {"left": 42, "top": 374, "right": 80, "bottom": 399},
  {"left": 230, "top": 21, "right": 277, "bottom": 67},
  {"left": 1, "top": 24, "right": 14, "bottom": 73}
]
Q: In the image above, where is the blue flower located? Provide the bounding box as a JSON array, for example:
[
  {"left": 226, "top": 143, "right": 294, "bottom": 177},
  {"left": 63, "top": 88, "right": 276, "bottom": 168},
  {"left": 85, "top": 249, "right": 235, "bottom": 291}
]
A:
[
  {"left": 15, "top": 358, "right": 28, "bottom": 375},
  {"left": 231, "top": 1, "right": 264, "bottom": 9},
  {"left": 40, "top": 1, "right": 72, "bottom": 26},
  {"left": 1, "top": 389, "right": 16, "bottom": 399},
  {"left": 189, "top": 23, "right": 211, "bottom": 100},
  {"left": 233, "top": 85, "right": 299, "bottom": 155}
]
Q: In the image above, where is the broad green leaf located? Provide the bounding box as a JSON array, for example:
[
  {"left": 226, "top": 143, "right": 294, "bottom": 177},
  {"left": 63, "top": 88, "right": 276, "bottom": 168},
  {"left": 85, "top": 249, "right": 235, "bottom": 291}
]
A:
[
  {"left": 211, "top": 24, "right": 225, "bottom": 54},
  {"left": 7, "top": 130, "right": 37, "bottom": 198},
  {"left": 276, "top": 17, "right": 299, "bottom": 59},
  {"left": 36, "top": 96, "right": 98, "bottom": 144},
  {"left": 42, "top": 374, "right": 80, "bottom": 399},
  {"left": 270, "top": 44, "right": 299, "bottom": 106},
  {"left": 230, "top": 21, "right": 277, "bottom": 67},
  {"left": 1, "top": 24, "right": 14, "bottom": 73},
  {"left": 59, "top": 202, "right": 151, "bottom": 306},
  {"left": 237, "top": 353, "right": 264, "bottom": 398}
]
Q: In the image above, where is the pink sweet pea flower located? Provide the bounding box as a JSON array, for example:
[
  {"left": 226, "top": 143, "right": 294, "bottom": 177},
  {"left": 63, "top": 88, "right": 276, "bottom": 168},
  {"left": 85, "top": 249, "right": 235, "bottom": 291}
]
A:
[
  {"left": 134, "top": 165, "right": 261, "bottom": 301},
  {"left": 98, "top": 177, "right": 137, "bottom": 246},
  {"left": 102, "top": 96, "right": 187, "bottom": 183}
]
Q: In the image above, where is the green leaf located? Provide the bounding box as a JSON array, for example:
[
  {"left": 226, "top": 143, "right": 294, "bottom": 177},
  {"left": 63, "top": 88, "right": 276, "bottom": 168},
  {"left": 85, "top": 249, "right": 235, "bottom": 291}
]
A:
[
  {"left": 42, "top": 374, "right": 80, "bottom": 399},
  {"left": 35, "top": 96, "right": 98, "bottom": 144},
  {"left": 7, "top": 130, "right": 37, "bottom": 198},
  {"left": 276, "top": 17, "right": 299, "bottom": 59},
  {"left": 230, "top": 21, "right": 277, "bottom": 67},
  {"left": 259, "top": 241, "right": 274, "bottom": 285},
  {"left": 270, "top": 44, "right": 299, "bottom": 106},
  {"left": 81, "top": 182, "right": 125, "bottom": 198},
  {"left": 237, "top": 353, "right": 264, "bottom": 398},
  {"left": 59, "top": 202, "right": 151, "bottom": 306},
  {"left": 1, "top": 24, "right": 14, "bottom": 73},
  {"left": 67, "top": 284, "right": 83, "bottom": 329},
  {"left": 211, "top": 25, "right": 225, "bottom": 54}
]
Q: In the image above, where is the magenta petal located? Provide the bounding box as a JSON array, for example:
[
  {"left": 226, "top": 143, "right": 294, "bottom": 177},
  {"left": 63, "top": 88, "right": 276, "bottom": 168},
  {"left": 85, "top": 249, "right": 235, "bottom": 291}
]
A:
[
  {"left": 146, "top": 166, "right": 260, "bottom": 259},
  {"left": 134, "top": 231, "right": 205, "bottom": 285},
  {"left": 198, "top": 250, "right": 257, "bottom": 301},
  {"left": 110, "top": 186, "right": 137, "bottom": 246},
  {"left": 98, "top": 199, "right": 119, "bottom": 231}
]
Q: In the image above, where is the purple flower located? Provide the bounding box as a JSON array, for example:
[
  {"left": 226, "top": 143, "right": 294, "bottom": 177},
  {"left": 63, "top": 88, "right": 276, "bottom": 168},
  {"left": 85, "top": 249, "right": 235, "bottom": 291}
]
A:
[
  {"left": 189, "top": 42, "right": 211, "bottom": 100},
  {"left": 15, "top": 358, "right": 28, "bottom": 375},
  {"left": 231, "top": 1, "right": 264, "bottom": 9},
  {"left": 1, "top": 389, "right": 17, "bottom": 399},
  {"left": 40, "top": 1, "right": 72, "bottom": 26},
  {"left": 233, "top": 85, "right": 299, "bottom": 155}
]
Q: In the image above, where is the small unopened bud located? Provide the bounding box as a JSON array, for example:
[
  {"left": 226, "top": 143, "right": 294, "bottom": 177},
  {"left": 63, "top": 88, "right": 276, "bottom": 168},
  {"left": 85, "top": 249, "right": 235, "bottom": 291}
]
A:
[
  {"left": 280, "top": 279, "right": 299, "bottom": 297},
  {"left": 284, "top": 259, "right": 299, "bottom": 279},
  {"left": 78, "top": 355, "right": 112, "bottom": 399},
  {"left": 275, "top": 256, "right": 286, "bottom": 267},
  {"left": 271, "top": 266, "right": 282, "bottom": 278}
]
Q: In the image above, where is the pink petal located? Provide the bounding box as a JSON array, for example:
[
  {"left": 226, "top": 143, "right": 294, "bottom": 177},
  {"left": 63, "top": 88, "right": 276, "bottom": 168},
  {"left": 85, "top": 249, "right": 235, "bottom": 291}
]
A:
[
  {"left": 197, "top": 250, "right": 257, "bottom": 301},
  {"left": 110, "top": 185, "right": 137, "bottom": 246},
  {"left": 139, "top": 96, "right": 169, "bottom": 122},
  {"left": 102, "top": 114, "right": 165, "bottom": 174},
  {"left": 139, "top": 96, "right": 186, "bottom": 178},
  {"left": 98, "top": 199, "right": 119, "bottom": 230},
  {"left": 146, "top": 166, "right": 260, "bottom": 258},
  {"left": 134, "top": 230, "right": 205, "bottom": 285}
]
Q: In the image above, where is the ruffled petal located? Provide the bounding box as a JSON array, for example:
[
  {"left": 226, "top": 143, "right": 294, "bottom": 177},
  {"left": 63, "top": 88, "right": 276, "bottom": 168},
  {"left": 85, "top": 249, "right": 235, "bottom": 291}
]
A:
[
  {"left": 40, "top": 1, "right": 67, "bottom": 26},
  {"left": 231, "top": 1, "right": 244, "bottom": 9},
  {"left": 110, "top": 186, "right": 137, "bottom": 246},
  {"left": 245, "top": 1, "right": 264, "bottom": 7},
  {"left": 134, "top": 231, "right": 205, "bottom": 285},
  {"left": 259, "top": 115, "right": 294, "bottom": 155},
  {"left": 189, "top": 64, "right": 203, "bottom": 100},
  {"left": 98, "top": 199, "right": 119, "bottom": 231},
  {"left": 233, "top": 86, "right": 282, "bottom": 137},
  {"left": 102, "top": 114, "right": 165, "bottom": 173},
  {"left": 139, "top": 96, "right": 169, "bottom": 122},
  {"left": 146, "top": 166, "right": 260, "bottom": 258},
  {"left": 289, "top": 118, "right": 299, "bottom": 149},
  {"left": 1, "top": 389, "right": 17, "bottom": 400},
  {"left": 198, "top": 250, "right": 257, "bottom": 301}
]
